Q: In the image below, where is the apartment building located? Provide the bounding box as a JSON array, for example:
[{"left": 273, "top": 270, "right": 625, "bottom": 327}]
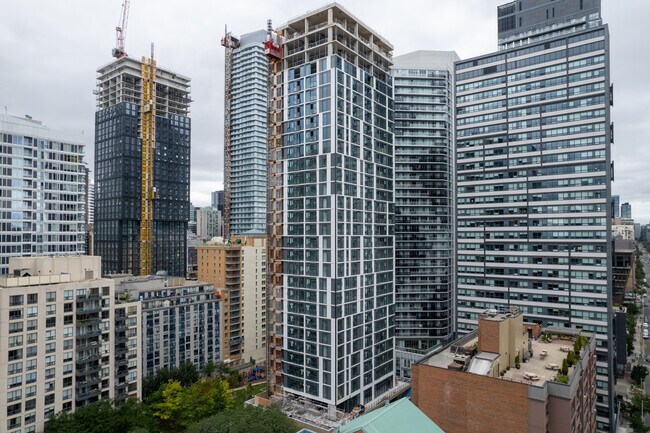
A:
[
  {"left": 112, "top": 275, "right": 221, "bottom": 378},
  {"left": 0, "top": 256, "right": 140, "bottom": 433},
  {"left": 0, "top": 114, "right": 86, "bottom": 275},
  {"left": 197, "top": 235, "right": 266, "bottom": 365}
]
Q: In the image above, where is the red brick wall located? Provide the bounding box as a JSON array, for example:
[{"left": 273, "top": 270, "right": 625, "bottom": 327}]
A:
[
  {"left": 412, "top": 363, "right": 529, "bottom": 433},
  {"left": 478, "top": 318, "right": 501, "bottom": 353}
]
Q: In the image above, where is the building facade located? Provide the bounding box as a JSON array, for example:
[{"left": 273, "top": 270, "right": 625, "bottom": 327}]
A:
[
  {"left": 0, "top": 256, "right": 141, "bottom": 433},
  {"left": 197, "top": 235, "right": 266, "bottom": 365},
  {"left": 211, "top": 190, "right": 224, "bottom": 213},
  {"left": 412, "top": 310, "right": 597, "bottom": 433},
  {"left": 267, "top": 4, "right": 396, "bottom": 411},
  {"left": 196, "top": 206, "right": 223, "bottom": 241},
  {"left": 455, "top": 1, "right": 613, "bottom": 429},
  {"left": 620, "top": 202, "right": 631, "bottom": 219},
  {"left": 393, "top": 51, "right": 458, "bottom": 379},
  {"left": 94, "top": 56, "right": 191, "bottom": 277},
  {"left": 611, "top": 194, "right": 619, "bottom": 218},
  {"left": 0, "top": 114, "right": 86, "bottom": 275},
  {"left": 113, "top": 275, "right": 220, "bottom": 378},
  {"left": 223, "top": 30, "right": 268, "bottom": 237}
]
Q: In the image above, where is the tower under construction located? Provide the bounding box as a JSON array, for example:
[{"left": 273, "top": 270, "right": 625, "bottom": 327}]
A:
[{"left": 94, "top": 56, "right": 191, "bottom": 276}]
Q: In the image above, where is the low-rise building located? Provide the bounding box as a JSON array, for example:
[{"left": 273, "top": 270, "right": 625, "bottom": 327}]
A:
[
  {"left": 613, "top": 237, "right": 635, "bottom": 305},
  {"left": 0, "top": 256, "right": 141, "bottom": 433},
  {"left": 412, "top": 309, "right": 597, "bottom": 433},
  {"left": 112, "top": 275, "right": 221, "bottom": 378}
]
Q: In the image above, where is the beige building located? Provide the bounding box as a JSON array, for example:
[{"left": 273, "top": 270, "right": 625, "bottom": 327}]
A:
[
  {"left": 197, "top": 235, "right": 266, "bottom": 365},
  {"left": 0, "top": 256, "right": 141, "bottom": 433},
  {"left": 412, "top": 309, "right": 597, "bottom": 433}
]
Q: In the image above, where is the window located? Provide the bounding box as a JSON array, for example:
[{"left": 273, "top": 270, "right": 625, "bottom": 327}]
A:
[
  {"left": 26, "top": 346, "right": 37, "bottom": 357},
  {"left": 25, "top": 386, "right": 36, "bottom": 398},
  {"left": 45, "top": 343, "right": 56, "bottom": 354},
  {"left": 44, "top": 394, "right": 55, "bottom": 405},
  {"left": 45, "top": 356, "right": 55, "bottom": 367},
  {"left": 9, "top": 295, "right": 23, "bottom": 306},
  {"left": 26, "top": 307, "right": 38, "bottom": 318},
  {"left": 25, "top": 372, "right": 37, "bottom": 384},
  {"left": 27, "top": 293, "right": 38, "bottom": 304},
  {"left": 24, "top": 399, "right": 36, "bottom": 410},
  {"left": 45, "top": 330, "right": 56, "bottom": 341},
  {"left": 46, "top": 292, "right": 56, "bottom": 302},
  {"left": 26, "top": 320, "right": 37, "bottom": 331},
  {"left": 25, "top": 359, "right": 36, "bottom": 371},
  {"left": 8, "top": 349, "right": 22, "bottom": 361},
  {"left": 8, "top": 322, "right": 23, "bottom": 334},
  {"left": 8, "top": 336, "right": 23, "bottom": 348},
  {"left": 63, "top": 290, "right": 73, "bottom": 300},
  {"left": 7, "top": 390, "right": 21, "bottom": 403},
  {"left": 7, "top": 402, "right": 21, "bottom": 416},
  {"left": 7, "top": 362, "right": 22, "bottom": 375},
  {"left": 46, "top": 317, "right": 56, "bottom": 328},
  {"left": 46, "top": 305, "right": 56, "bottom": 315},
  {"left": 9, "top": 309, "right": 23, "bottom": 321}
]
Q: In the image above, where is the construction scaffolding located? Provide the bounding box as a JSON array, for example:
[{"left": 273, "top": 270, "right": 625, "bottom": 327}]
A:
[
  {"left": 140, "top": 54, "right": 156, "bottom": 275},
  {"left": 265, "top": 19, "right": 284, "bottom": 397},
  {"left": 221, "top": 29, "right": 240, "bottom": 239}
]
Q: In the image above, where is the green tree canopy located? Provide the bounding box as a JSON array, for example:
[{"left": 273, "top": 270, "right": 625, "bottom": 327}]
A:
[
  {"left": 143, "top": 362, "right": 200, "bottom": 399},
  {"left": 44, "top": 399, "right": 154, "bottom": 433},
  {"left": 151, "top": 377, "right": 233, "bottom": 429},
  {"left": 186, "top": 405, "right": 296, "bottom": 433},
  {"left": 632, "top": 364, "right": 649, "bottom": 386}
]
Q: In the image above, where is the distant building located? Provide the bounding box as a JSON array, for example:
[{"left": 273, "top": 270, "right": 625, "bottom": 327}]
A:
[
  {"left": 612, "top": 220, "right": 635, "bottom": 240},
  {"left": 611, "top": 195, "right": 620, "bottom": 218},
  {"left": 0, "top": 256, "right": 141, "bottom": 432},
  {"left": 112, "top": 274, "right": 220, "bottom": 377},
  {"left": 0, "top": 114, "right": 86, "bottom": 275},
  {"left": 197, "top": 235, "right": 266, "bottom": 366},
  {"left": 196, "top": 206, "right": 223, "bottom": 240},
  {"left": 211, "top": 190, "right": 224, "bottom": 213},
  {"left": 412, "top": 309, "right": 597, "bottom": 433},
  {"left": 621, "top": 202, "right": 632, "bottom": 219}
]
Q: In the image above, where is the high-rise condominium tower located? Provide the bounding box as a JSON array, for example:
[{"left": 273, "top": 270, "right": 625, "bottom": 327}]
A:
[
  {"left": 620, "top": 202, "right": 631, "bottom": 219},
  {"left": 0, "top": 114, "right": 86, "bottom": 275},
  {"left": 267, "top": 4, "right": 395, "bottom": 411},
  {"left": 456, "top": 1, "right": 613, "bottom": 430},
  {"left": 222, "top": 30, "right": 268, "bottom": 237},
  {"left": 393, "top": 51, "right": 458, "bottom": 379},
  {"left": 94, "top": 56, "right": 191, "bottom": 277}
]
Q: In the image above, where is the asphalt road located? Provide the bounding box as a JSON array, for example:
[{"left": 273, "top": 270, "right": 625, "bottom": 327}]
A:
[{"left": 636, "top": 244, "right": 650, "bottom": 423}]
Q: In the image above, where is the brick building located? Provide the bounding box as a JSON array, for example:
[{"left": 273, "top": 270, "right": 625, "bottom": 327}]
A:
[{"left": 412, "top": 309, "right": 597, "bottom": 433}]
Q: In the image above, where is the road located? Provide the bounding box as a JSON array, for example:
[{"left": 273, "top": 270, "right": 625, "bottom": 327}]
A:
[{"left": 635, "top": 243, "right": 650, "bottom": 423}]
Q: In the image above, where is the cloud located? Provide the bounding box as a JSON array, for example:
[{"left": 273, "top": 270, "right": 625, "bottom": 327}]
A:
[{"left": 0, "top": 0, "right": 647, "bottom": 220}]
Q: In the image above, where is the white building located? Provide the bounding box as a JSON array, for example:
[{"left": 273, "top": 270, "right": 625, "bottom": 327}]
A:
[
  {"left": 0, "top": 256, "right": 141, "bottom": 433},
  {"left": 0, "top": 115, "right": 86, "bottom": 275}
]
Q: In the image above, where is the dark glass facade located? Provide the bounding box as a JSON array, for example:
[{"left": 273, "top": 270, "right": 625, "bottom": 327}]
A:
[{"left": 95, "top": 102, "right": 190, "bottom": 276}]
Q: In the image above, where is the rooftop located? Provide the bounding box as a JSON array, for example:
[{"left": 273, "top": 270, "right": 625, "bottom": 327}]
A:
[{"left": 336, "top": 398, "right": 445, "bottom": 433}]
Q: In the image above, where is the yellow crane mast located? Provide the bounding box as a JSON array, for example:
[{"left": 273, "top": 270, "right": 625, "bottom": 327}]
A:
[{"left": 140, "top": 53, "right": 156, "bottom": 275}]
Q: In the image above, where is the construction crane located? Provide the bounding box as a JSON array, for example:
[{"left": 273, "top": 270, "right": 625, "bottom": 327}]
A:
[
  {"left": 140, "top": 45, "right": 156, "bottom": 275},
  {"left": 112, "top": 0, "right": 130, "bottom": 58},
  {"left": 221, "top": 27, "right": 240, "bottom": 239}
]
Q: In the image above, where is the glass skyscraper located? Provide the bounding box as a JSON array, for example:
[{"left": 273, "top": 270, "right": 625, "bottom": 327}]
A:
[
  {"left": 0, "top": 114, "right": 86, "bottom": 275},
  {"left": 94, "top": 57, "right": 191, "bottom": 277},
  {"left": 393, "top": 51, "right": 458, "bottom": 379},
  {"left": 268, "top": 4, "right": 395, "bottom": 411},
  {"left": 223, "top": 30, "right": 268, "bottom": 237},
  {"left": 456, "top": 1, "right": 614, "bottom": 430}
]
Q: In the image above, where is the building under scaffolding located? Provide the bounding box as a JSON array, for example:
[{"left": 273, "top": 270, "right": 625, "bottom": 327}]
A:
[{"left": 94, "top": 56, "right": 191, "bottom": 277}]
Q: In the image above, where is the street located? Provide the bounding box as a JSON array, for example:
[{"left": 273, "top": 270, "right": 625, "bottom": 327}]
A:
[{"left": 636, "top": 244, "right": 650, "bottom": 424}]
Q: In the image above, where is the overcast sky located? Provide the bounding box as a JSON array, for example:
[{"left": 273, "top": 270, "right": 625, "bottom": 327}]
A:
[{"left": 1, "top": 1, "right": 648, "bottom": 220}]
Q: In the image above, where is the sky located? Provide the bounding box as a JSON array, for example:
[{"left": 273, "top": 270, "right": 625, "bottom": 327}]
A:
[{"left": 1, "top": 1, "right": 648, "bottom": 220}]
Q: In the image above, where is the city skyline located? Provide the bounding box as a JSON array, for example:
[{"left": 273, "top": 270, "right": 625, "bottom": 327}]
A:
[{"left": 1, "top": 1, "right": 647, "bottom": 219}]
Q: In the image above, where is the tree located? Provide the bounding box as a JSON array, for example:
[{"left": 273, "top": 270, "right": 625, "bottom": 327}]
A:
[
  {"left": 44, "top": 399, "right": 154, "bottom": 433},
  {"left": 151, "top": 377, "right": 233, "bottom": 429},
  {"left": 204, "top": 361, "right": 216, "bottom": 377},
  {"left": 632, "top": 364, "right": 649, "bottom": 386},
  {"left": 561, "top": 358, "right": 569, "bottom": 375},
  {"left": 143, "top": 362, "right": 200, "bottom": 399},
  {"left": 186, "top": 405, "right": 296, "bottom": 433},
  {"left": 622, "top": 388, "right": 650, "bottom": 433}
]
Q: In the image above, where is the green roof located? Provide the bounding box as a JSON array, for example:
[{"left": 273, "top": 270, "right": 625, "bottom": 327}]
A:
[{"left": 336, "top": 399, "right": 445, "bottom": 433}]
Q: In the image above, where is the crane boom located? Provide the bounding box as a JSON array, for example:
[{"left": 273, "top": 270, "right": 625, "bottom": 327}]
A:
[{"left": 112, "top": 0, "right": 130, "bottom": 58}]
